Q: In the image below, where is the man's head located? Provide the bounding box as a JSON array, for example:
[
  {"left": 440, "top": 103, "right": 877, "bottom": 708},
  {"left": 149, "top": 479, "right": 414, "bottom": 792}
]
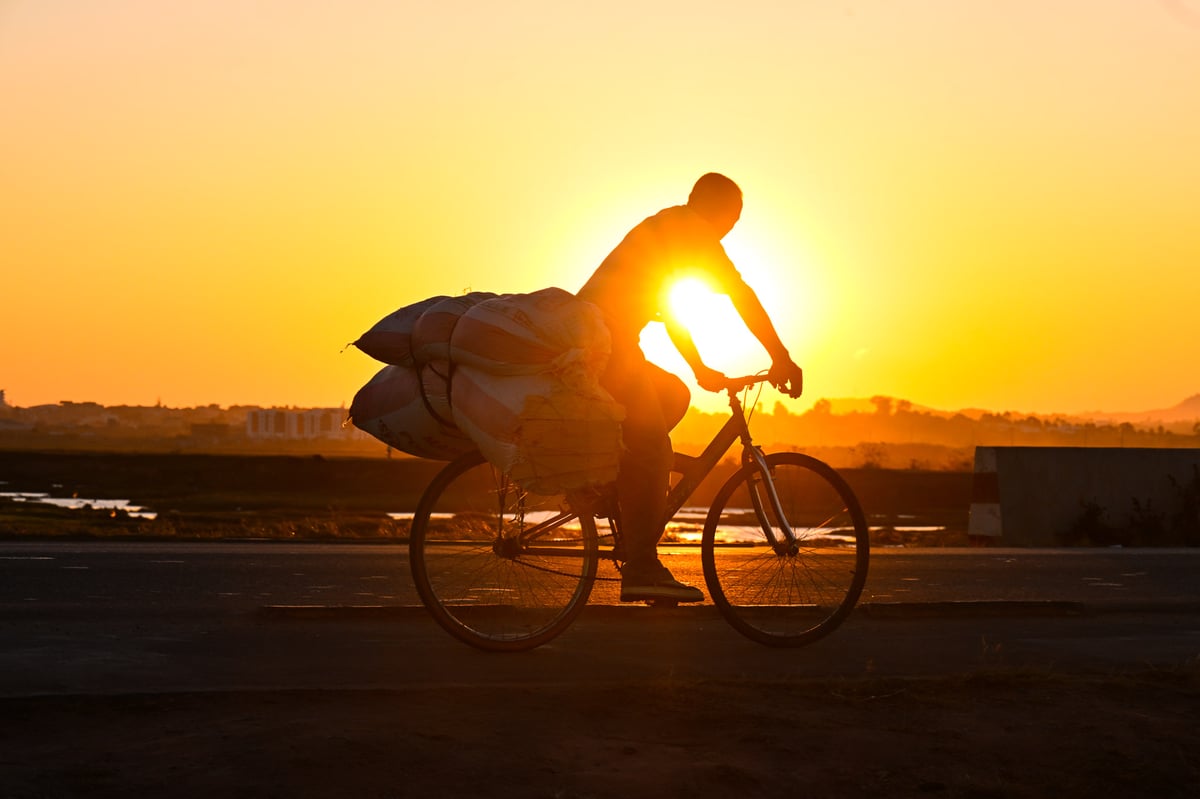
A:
[{"left": 687, "top": 173, "right": 742, "bottom": 237}]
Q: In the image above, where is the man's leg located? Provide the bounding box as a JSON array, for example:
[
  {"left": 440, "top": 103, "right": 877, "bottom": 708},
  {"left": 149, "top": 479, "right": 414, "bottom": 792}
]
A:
[
  {"left": 613, "top": 364, "right": 672, "bottom": 567},
  {"left": 605, "top": 355, "right": 703, "bottom": 602},
  {"left": 646, "top": 362, "right": 691, "bottom": 431}
]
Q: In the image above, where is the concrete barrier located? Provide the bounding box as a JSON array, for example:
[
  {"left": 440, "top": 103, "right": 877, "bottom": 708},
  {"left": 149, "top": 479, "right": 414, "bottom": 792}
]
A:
[
  {"left": 967, "top": 447, "right": 1200, "bottom": 546},
  {"left": 968, "top": 446, "right": 1002, "bottom": 539}
]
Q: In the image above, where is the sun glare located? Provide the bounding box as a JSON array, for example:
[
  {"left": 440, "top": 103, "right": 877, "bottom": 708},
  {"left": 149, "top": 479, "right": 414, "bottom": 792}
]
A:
[
  {"left": 668, "top": 278, "right": 724, "bottom": 330},
  {"left": 655, "top": 277, "right": 768, "bottom": 376}
]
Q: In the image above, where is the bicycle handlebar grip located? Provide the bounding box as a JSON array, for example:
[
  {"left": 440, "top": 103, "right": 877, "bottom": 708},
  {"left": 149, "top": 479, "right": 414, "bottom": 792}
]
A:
[{"left": 725, "top": 374, "right": 769, "bottom": 393}]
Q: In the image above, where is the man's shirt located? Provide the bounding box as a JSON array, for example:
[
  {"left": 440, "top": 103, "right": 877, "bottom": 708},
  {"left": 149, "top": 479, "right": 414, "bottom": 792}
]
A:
[{"left": 577, "top": 205, "right": 745, "bottom": 348}]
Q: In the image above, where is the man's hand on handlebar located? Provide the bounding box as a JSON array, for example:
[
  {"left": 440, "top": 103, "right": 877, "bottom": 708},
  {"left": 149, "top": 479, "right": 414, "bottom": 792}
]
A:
[
  {"left": 693, "top": 363, "right": 730, "bottom": 394},
  {"left": 695, "top": 358, "right": 802, "bottom": 398},
  {"left": 768, "top": 357, "right": 804, "bottom": 399}
]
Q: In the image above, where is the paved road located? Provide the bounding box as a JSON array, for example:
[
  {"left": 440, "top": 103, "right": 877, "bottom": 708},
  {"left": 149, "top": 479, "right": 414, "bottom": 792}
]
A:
[
  {"left": 1, "top": 542, "right": 1198, "bottom": 698},
  {"left": 4, "top": 541, "right": 1200, "bottom": 613}
]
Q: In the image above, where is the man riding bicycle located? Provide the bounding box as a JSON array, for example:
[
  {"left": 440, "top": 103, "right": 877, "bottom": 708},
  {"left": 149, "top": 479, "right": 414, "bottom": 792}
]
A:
[{"left": 577, "top": 172, "right": 804, "bottom": 603}]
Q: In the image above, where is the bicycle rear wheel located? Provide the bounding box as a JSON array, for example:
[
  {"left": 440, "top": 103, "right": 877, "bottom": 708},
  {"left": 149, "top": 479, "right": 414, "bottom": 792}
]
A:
[
  {"left": 409, "top": 452, "right": 598, "bottom": 651},
  {"left": 701, "top": 452, "right": 869, "bottom": 647}
]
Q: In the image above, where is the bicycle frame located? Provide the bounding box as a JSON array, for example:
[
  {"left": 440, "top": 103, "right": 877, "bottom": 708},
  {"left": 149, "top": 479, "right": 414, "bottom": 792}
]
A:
[
  {"left": 499, "top": 377, "right": 796, "bottom": 563},
  {"left": 409, "top": 375, "right": 869, "bottom": 649},
  {"left": 659, "top": 384, "right": 797, "bottom": 556}
]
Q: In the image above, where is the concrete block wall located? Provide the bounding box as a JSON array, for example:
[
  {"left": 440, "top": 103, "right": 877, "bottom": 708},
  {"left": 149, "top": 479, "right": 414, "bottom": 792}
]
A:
[{"left": 968, "top": 446, "right": 1200, "bottom": 546}]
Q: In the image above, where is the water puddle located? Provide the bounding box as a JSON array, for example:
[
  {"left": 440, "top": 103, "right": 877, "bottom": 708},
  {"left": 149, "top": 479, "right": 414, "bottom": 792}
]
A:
[
  {"left": 0, "top": 491, "right": 157, "bottom": 519},
  {"left": 386, "top": 505, "right": 869, "bottom": 546}
]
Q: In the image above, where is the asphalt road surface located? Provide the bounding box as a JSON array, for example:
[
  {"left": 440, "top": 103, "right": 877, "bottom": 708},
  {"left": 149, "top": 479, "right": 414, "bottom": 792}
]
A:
[
  {"left": 2, "top": 542, "right": 1198, "bottom": 697},
  {"left": 3, "top": 541, "right": 1200, "bottom": 612}
]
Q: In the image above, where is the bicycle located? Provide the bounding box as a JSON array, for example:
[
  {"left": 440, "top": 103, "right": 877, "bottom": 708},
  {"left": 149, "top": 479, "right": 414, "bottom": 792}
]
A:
[{"left": 408, "top": 374, "right": 869, "bottom": 651}]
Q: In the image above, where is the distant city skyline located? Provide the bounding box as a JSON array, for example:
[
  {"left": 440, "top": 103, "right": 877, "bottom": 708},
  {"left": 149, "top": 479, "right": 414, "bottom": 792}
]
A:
[{"left": 4, "top": 383, "right": 1196, "bottom": 471}]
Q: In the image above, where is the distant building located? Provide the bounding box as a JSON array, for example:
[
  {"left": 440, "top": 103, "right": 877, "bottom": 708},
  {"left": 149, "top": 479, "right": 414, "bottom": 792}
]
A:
[
  {"left": 245, "top": 408, "right": 361, "bottom": 440},
  {"left": 0, "top": 389, "right": 7, "bottom": 408}
]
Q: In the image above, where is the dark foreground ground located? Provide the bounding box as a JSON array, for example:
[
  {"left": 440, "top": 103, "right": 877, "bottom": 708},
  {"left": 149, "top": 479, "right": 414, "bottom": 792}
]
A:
[
  {"left": 3, "top": 599, "right": 1199, "bottom": 798},
  {"left": 3, "top": 661, "right": 1197, "bottom": 798}
]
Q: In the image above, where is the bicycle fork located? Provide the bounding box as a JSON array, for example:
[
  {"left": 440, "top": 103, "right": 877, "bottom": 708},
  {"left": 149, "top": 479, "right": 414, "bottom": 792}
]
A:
[{"left": 743, "top": 447, "right": 800, "bottom": 556}]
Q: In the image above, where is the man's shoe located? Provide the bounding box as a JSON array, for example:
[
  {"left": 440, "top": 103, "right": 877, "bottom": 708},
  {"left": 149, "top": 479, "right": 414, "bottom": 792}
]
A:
[{"left": 620, "top": 561, "right": 704, "bottom": 603}]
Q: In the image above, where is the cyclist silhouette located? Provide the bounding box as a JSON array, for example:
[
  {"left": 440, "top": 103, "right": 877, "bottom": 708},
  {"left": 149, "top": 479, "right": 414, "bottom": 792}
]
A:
[{"left": 577, "top": 173, "right": 803, "bottom": 602}]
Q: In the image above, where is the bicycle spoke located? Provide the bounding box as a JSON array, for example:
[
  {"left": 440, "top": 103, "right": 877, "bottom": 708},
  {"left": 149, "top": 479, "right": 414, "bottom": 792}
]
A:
[
  {"left": 410, "top": 454, "right": 598, "bottom": 651},
  {"left": 703, "top": 453, "right": 869, "bottom": 646}
]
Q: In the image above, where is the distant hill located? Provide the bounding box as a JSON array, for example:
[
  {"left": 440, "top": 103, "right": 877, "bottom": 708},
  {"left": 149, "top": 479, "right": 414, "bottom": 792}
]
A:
[
  {"left": 819, "top": 394, "right": 1200, "bottom": 426},
  {"left": 4, "top": 391, "right": 1197, "bottom": 465},
  {"left": 1080, "top": 394, "right": 1200, "bottom": 425}
]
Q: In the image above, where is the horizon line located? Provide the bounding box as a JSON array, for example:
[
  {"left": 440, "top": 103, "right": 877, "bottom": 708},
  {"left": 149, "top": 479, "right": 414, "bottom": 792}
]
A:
[{"left": 4, "top": 392, "right": 1198, "bottom": 422}]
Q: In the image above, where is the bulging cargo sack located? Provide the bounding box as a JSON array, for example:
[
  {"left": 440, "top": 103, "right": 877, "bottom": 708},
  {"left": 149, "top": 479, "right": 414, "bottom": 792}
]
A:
[
  {"left": 451, "top": 366, "right": 623, "bottom": 494},
  {"left": 350, "top": 287, "right": 623, "bottom": 488},
  {"left": 349, "top": 364, "right": 476, "bottom": 460},
  {"left": 351, "top": 295, "right": 448, "bottom": 367},
  {"left": 410, "top": 292, "right": 497, "bottom": 365},
  {"left": 449, "top": 287, "right": 610, "bottom": 382}
]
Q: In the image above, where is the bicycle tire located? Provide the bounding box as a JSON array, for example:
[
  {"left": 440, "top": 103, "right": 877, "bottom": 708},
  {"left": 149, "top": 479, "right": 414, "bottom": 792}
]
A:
[
  {"left": 409, "top": 452, "right": 599, "bottom": 651},
  {"left": 701, "top": 452, "right": 869, "bottom": 647}
]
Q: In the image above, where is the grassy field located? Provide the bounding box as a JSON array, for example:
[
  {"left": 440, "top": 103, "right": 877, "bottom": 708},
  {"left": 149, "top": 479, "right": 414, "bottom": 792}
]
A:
[{"left": 0, "top": 450, "right": 974, "bottom": 543}]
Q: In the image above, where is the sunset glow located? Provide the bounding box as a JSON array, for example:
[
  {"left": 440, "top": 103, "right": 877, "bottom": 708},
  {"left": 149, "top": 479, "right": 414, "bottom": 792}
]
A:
[
  {"left": 2, "top": 1, "right": 1198, "bottom": 416},
  {"left": 651, "top": 277, "right": 768, "bottom": 380}
]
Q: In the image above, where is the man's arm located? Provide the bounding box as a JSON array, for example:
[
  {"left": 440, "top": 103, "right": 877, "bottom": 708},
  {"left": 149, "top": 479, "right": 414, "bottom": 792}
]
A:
[
  {"left": 726, "top": 279, "right": 804, "bottom": 398},
  {"left": 665, "top": 319, "right": 728, "bottom": 392}
]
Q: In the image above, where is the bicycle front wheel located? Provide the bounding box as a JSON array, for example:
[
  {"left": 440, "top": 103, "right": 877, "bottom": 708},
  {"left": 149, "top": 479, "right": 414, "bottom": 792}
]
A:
[
  {"left": 701, "top": 452, "right": 869, "bottom": 647},
  {"left": 409, "top": 452, "right": 598, "bottom": 651}
]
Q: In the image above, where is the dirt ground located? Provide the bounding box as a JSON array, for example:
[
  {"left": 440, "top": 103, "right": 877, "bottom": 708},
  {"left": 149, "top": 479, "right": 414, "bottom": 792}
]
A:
[{"left": 2, "top": 670, "right": 1198, "bottom": 798}]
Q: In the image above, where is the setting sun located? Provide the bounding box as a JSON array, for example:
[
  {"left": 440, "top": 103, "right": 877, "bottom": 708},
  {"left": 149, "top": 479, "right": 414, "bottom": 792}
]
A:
[{"left": 637, "top": 277, "right": 771, "bottom": 395}]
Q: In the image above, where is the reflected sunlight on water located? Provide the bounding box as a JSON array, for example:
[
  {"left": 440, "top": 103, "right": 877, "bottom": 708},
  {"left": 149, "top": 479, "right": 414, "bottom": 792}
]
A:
[
  {"left": 0, "top": 491, "right": 157, "bottom": 519},
  {"left": 388, "top": 504, "right": 876, "bottom": 545}
]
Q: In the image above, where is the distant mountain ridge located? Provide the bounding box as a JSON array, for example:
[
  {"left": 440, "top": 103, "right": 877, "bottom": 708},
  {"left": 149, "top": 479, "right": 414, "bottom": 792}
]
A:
[
  {"left": 1079, "top": 394, "right": 1200, "bottom": 425},
  {"left": 5, "top": 393, "right": 1199, "bottom": 425},
  {"left": 815, "top": 394, "right": 1200, "bottom": 424}
]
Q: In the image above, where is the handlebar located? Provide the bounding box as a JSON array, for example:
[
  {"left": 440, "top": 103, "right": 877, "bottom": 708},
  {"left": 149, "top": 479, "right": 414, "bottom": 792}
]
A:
[
  {"left": 722, "top": 374, "right": 772, "bottom": 393},
  {"left": 720, "top": 370, "right": 803, "bottom": 399}
]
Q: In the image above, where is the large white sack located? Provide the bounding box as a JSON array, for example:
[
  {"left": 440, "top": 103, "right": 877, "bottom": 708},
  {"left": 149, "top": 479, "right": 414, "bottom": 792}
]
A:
[
  {"left": 349, "top": 364, "right": 476, "bottom": 460},
  {"left": 449, "top": 288, "right": 610, "bottom": 383},
  {"left": 410, "top": 292, "right": 497, "bottom": 365},
  {"left": 416, "top": 360, "right": 456, "bottom": 426},
  {"left": 451, "top": 366, "right": 623, "bottom": 494},
  {"left": 352, "top": 295, "right": 448, "bottom": 366}
]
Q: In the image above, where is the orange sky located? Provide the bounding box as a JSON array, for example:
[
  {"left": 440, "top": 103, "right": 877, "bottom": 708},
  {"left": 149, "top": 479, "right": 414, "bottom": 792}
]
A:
[{"left": 2, "top": 1, "right": 1198, "bottom": 415}]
